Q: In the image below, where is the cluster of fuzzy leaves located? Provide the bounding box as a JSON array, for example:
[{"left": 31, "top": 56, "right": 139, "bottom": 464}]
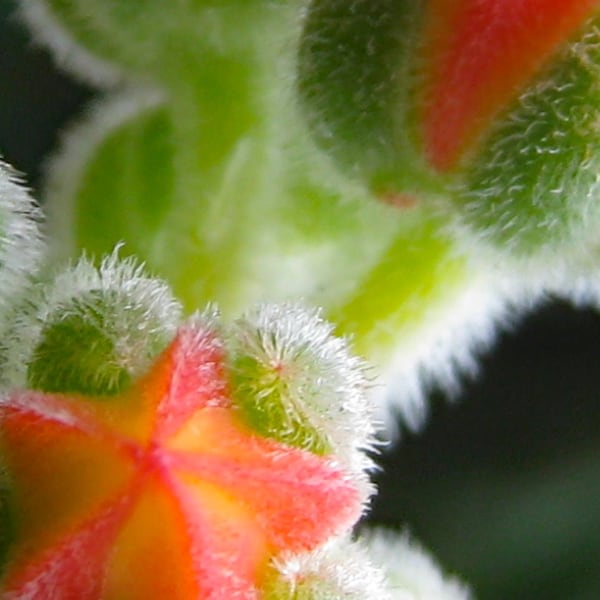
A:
[
  {"left": 16, "top": 0, "right": 520, "bottom": 432},
  {"left": 0, "top": 162, "right": 471, "bottom": 598},
  {"left": 21, "top": 0, "right": 600, "bottom": 436},
  {"left": 7, "top": 0, "right": 600, "bottom": 597},
  {"left": 0, "top": 198, "right": 370, "bottom": 598},
  {"left": 0, "top": 165, "right": 474, "bottom": 600}
]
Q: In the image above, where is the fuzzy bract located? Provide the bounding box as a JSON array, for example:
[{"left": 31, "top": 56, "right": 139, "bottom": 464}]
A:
[
  {"left": 2, "top": 251, "right": 182, "bottom": 396},
  {"left": 264, "top": 538, "right": 393, "bottom": 599}
]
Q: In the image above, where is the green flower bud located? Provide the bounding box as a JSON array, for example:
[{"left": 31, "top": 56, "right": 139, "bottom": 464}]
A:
[
  {"left": 226, "top": 303, "right": 375, "bottom": 483},
  {"left": 263, "top": 540, "right": 392, "bottom": 600},
  {"left": 298, "top": 1, "right": 600, "bottom": 258},
  {"left": 4, "top": 251, "right": 182, "bottom": 396}
]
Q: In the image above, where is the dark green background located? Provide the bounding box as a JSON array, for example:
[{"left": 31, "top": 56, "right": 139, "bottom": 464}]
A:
[{"left": 2, "top": 2, "right": 600, "bottom": 597}]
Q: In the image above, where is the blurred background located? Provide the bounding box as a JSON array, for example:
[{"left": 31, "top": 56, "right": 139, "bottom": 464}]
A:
[{"left": 1, "top": 1, "right": 600, "bottom": 598}]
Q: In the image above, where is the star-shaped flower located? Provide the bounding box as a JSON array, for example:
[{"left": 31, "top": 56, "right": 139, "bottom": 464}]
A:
[{"left": 0, "top": 315, "right": 363, "bottom": 599}]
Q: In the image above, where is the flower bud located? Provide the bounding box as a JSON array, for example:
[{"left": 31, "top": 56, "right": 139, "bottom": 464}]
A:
[
  {"left": 226, "top": 303, "right": 375, "bottom": 482},
  {"left": 0, "top": 304, "right": 372, "bottom": 598},
  {"left": 263, "top": 539, "right": 392, "bottom": 599},
  {"left": 298, "top": 1, "right": 600, "bottom": 257},
  {"left": 3, "top": 250, "right": 182, "bottom": 395}
]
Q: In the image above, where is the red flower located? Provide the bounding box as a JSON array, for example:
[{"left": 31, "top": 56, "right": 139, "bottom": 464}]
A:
[{"left": 0, "top": 318, "right": 361, "bottom": 599}]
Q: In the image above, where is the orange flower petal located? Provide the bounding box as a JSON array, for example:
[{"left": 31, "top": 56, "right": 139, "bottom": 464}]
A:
[
  {"left": 167, "top": 409, "right": 361, "bottom": 552},
  {"left": 2, "top": 491, "right": 134, "bottom": 599},
  {"left": 102, "top": 475, "right": 198, "bottom": 599},
  {"left": 0, "top": 393, "right": 135, "bottom": 552},
  {"left": 169, "top": 474, "right": 269, "bottom": 599}
]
